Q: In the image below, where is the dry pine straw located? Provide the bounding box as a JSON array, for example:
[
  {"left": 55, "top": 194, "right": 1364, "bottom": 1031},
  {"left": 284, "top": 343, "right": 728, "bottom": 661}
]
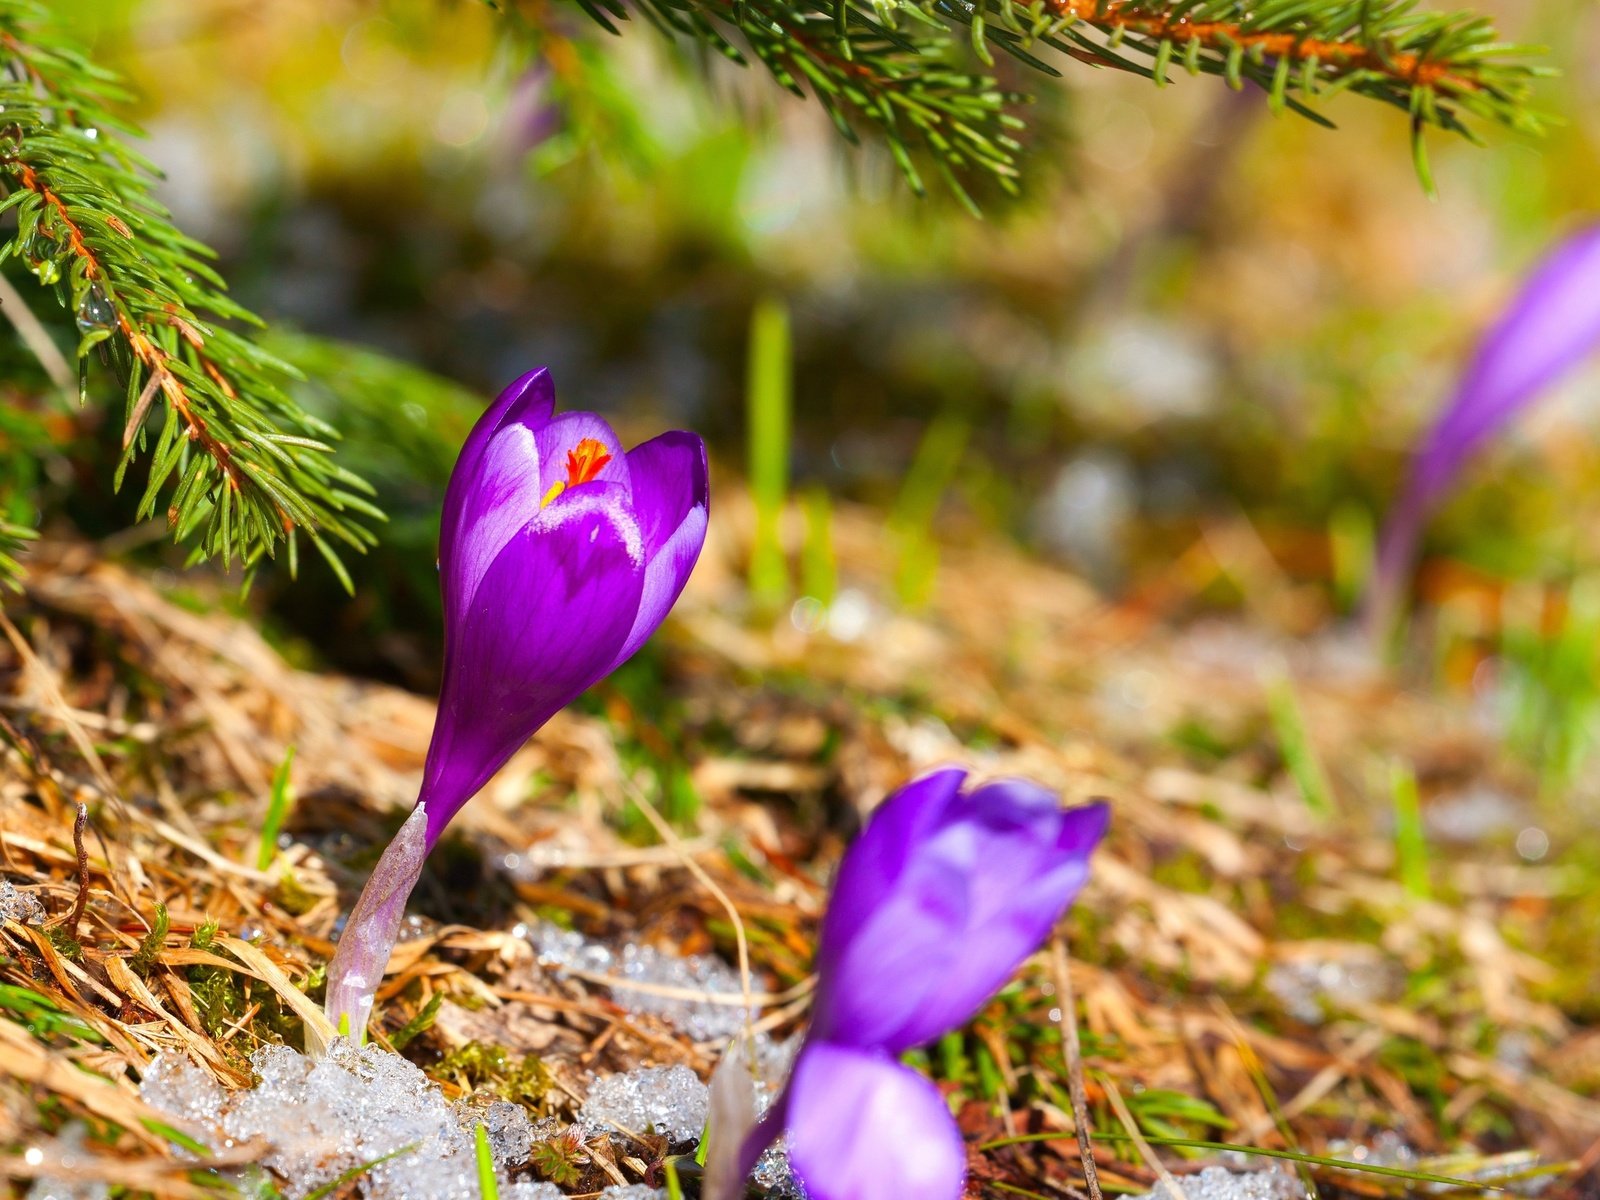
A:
[{"left": 0, "top": 498, "right": 1595, "bottom": 1199}]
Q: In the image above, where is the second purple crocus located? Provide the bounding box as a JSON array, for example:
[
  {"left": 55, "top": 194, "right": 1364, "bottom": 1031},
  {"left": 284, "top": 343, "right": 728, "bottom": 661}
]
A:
[
  {"left": 1370, "top": 223, "right": 1600, "bottom": 632},
  {"left": 721, "top": 767, "right": 1109, "bottom": 1200},
  {"left": 323, "top": 368, "right": 709, "bottom": 1042}
]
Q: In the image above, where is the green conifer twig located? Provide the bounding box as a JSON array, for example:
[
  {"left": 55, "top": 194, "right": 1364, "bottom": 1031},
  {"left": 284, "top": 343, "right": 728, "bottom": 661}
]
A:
[
  {"left": 0, "top": 0, "right": 379, "bottom": 586},
  {"left": 519, "top": 0, "right": 1547, "bottom": 200},
  {"left": 0, "top": 517, "right": 35, "bottom": 590}
]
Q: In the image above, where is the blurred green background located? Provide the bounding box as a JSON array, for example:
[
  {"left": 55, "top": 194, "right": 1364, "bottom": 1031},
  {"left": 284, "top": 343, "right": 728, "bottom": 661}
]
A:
[{"left": 13, "top": 0, "right": 1600, "bottom": 714}]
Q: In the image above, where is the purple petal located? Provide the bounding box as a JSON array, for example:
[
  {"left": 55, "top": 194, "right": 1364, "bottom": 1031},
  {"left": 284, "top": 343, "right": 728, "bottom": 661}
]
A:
[
  {"left": 607, "top": 431, "right": 710, "bottom": 669},
  {"left": 504, "top": 62, "right": 562, "bottom": 154},
  {"left": 440, "top": 370, "right": 556, "bottom": 601},
  {"left": 817, "top": 767, "right": 967, "bottom": 956},
  {"left": 443, "top": 407, "right": 636, "bottom": 616},
  {"left": 785, "top": 1042, "right": 966, "bottom": 1200},
  {"left": 421, "top": 485, "right": 646, "bottom": 845},
  {"left": 1416, "top": 225, "right": 1600, "bottom": 506},
  {"left": 1372, "top": 225, "right": 1600, "bottom": 624},
  {"left": 625, "top": 431, "right": 709, "bottom": 557},
  {"left": 322, "top": 803, "right": 430, "bottom": 1048},
  {"left": 448, "top": 422, "right": 547, "bottom": 612},
  {"left": 812, "top": 779, "right": 1108, "bottom": 1052}
]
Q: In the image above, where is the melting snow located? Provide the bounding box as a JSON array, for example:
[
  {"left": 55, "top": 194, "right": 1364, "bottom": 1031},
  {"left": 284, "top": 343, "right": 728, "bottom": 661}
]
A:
[
  {"left": 581, "top": 1064, "right": 708, "bottom": 1144},
  {"left": 1136, "top": 1166, "right": 1304, "bottom": 1200},
  {"left": 524, "top": 921, "right": 752, "bottom": 1042},
  {"left": 140, "top": 1040, "right": 551, "bottom": 1200},
  {"left": 0, "top": 879, "right": 46, "bottom": 925}
]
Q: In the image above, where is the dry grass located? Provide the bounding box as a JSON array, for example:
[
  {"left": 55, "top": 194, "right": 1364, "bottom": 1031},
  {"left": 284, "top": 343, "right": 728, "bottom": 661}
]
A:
[{"left": 0, "top": 495, "right": 1595, "bottom": 1198}]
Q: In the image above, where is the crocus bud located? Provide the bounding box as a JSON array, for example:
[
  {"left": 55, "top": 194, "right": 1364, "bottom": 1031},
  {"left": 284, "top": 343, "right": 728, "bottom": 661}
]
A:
[
  {"left": 423, "top": 368, "right": 709, "bottom": 848},
  {"left": 324, "top": 370, "right": 709, "bottom": 1041},
  {"left": 810, "top": 768, "right": 1108, "bottom": 1054},
  {"left": 729, "top": 768, "right": 1109, "bottom": 1200},
  {"left": 1371, "top": 224, "right": 1600, "bottom": 632}
]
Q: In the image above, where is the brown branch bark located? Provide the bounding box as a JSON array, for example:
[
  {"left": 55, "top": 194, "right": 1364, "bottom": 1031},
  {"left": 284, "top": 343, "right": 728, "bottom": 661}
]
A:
[{"left": 1045, "top": 1, "right": 1481, "bottom": 94}]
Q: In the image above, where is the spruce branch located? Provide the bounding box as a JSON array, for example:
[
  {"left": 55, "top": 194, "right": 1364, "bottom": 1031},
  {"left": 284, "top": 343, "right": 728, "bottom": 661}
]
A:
[
  {"left": 0, "top": 0, "right": 380, "bottom": 586},
  {"left": 0, "top": 516, "right": 34, "bottom": 590},
  {"left": 514, "top": 0, "right": 1547, "bottom": 200},
  {"left": 988, "top": 0, "right": 1551, "bottom": 185},
  {"left": 553, "top": 0, "right": 1027, "bottom": 209}
]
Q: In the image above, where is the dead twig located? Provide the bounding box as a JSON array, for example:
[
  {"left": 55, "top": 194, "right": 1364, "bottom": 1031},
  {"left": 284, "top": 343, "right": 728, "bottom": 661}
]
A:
[
  {"left": 65, "top": 801, "right": 88, "bottom": 938},
  {"left": 1053, "top": 938, "right": 1104, "bottom": 1200}
]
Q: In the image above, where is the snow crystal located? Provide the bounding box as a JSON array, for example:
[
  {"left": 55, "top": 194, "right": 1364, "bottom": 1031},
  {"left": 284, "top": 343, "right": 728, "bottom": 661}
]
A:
[
  {"left": 598, "top": 1188, "right": 666, "bottom": 1200},
  {"left": 1424, "top": 786, "right": 1522, "bottom": 843},
  {"left": 137, "top": 1052, "right": 226, "bottom": 1136},
  {"left": 140, "top": 1040, "right": 536, "bottom": 1199},
  {"left": 0, "top": 879, "right": 46, "bottom": 925},
  {"left": 24, "top": 1124, "right": 108, "bottom": 1200},
  {"left": 456, "top": 1094, "right": 534, "bottom": 1166},
  {"left": 581, "top": 1065, "right": 708, "bottom": 1143},
  {"left": 1137, "top": 1166, "right": 1304, "bottom": 1200},
  {"left": 526, "top": 922, "right": 751, "bottom": 1041},
  {"left": 577, "top": 1037, "right": 805, "bottom": 1196},
  {"left": 1325, "top": 1133, "right": 1417, "bottom": 1171},
  {"left": 1032, "top": 450, "right": 1137, "bottom": 585},
  {"left": 1325, "top": 1134, "right": 1551, "bottom": 1196},
  {"left": 1265, "top": 955, "right": 1398, "bottom": 1024},
  {"left": 26, "top": 1180, "right": 106, "bottom": 1200},
  {"left": 752, "top": 1141, "right": 806, "bottom": 1197}
]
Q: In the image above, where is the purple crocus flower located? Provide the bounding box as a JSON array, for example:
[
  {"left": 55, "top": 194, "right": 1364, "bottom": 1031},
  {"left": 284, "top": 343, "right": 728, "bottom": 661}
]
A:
[
  {"left": 322, "top": 368, "right": 709, "bottom": 1044},
  {"left": 1370, "top": 224, "right": 1600, "bottom": 632},
  {"left": 717, "top": 768, "right": 1109, "bottom": 1200},
  {"left": 423, "top": 367, "right": 709, "bottom": 848},
  {"left": 501, "top": 61, "right": 563, "bottom": 156}
]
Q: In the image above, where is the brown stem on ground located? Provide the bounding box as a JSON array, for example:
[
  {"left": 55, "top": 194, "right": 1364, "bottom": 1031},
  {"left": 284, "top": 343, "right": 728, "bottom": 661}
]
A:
[
  {"left": 66, "top": 801, "right": 89, "bottom": 938},
  {"left": 1053, "top": 938, "right": 1103, "bottom": 1200}
]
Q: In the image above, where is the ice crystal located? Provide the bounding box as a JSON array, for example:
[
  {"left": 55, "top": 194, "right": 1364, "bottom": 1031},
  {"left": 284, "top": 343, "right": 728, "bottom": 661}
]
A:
[
  {"left": 752, "top": 1141, "right": 806, "bottom": 1197},
  {"left": 1325, "top": 1134, "right": 1551, "bottom": 1195},
  {"left": 139, "top": 1040, "right": 547, "bottom": 1199},
  {"left": 24, "top": 1124, "right": 108, "bottom": 1200},
  {"left": 26, "top": 1180, "right": 107, "bottom": 1200},
  {"left": 581, "top": 1065, "right": 708, "bottom": 1144},
  {"left": 526, "top": 922, "right": 751, "bottom": 1041},
  {"left": 0, "top": 879, "right": 46, "bottom": 925},
  {"left": 1264, "top": 955, "right": 1399, "bottom": 1024},
  {"left": 1137, "top": 1166, "right": 1304, "bottom": 1200},
  {"left": 574, "top": 1037, "right": 805, "bottom": 1196}
]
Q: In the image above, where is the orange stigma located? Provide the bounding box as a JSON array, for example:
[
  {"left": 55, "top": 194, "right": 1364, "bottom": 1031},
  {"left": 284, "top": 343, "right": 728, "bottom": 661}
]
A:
[
  {"left": 566, "top": 438, "right": 613, "bottom": 487},
  {"left": 542, "top": 437, "right": 614, "bottom": 508}
]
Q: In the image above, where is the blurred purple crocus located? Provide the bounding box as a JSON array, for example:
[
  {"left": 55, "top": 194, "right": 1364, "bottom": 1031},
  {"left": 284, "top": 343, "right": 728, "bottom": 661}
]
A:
[
  {"left": 1370, "top": 224, "right": 1600, "bottom": 632},
  {"left": 714, "top": 768, "right": 1109, "bottom": 1200},
  {"left": 502, "top": 61, "right": 563, "bottom": 156},
  {"left": 322, "top": 368, "right": 709, "bottom": 1044}
]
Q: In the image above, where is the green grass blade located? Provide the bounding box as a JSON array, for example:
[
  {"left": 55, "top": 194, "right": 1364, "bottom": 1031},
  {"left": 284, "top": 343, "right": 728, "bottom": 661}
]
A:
[
  {"left": 747, "top": 296, "right": 792, "bottom": 609},
  {"left": 1266, "top": 671, "right": 1334, "bottom": 817},
  {"left": 257, "top": 745, "right": 296, "bottom": 871},
  {"left": 1391, "top": 758, "right": 1431, "bottom": 899},
  {"left": 304, "top": 1142, "right": 419, "bottom": 1200},
  {"left": 475, "top": 1123, "right": 500, "bottom": 1200}
]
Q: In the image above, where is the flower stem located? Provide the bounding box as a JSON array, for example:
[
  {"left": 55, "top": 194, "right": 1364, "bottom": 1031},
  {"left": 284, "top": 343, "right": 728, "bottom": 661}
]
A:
[{"left": 319, "top": 803, "right": 430, "bottom": 1056}]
